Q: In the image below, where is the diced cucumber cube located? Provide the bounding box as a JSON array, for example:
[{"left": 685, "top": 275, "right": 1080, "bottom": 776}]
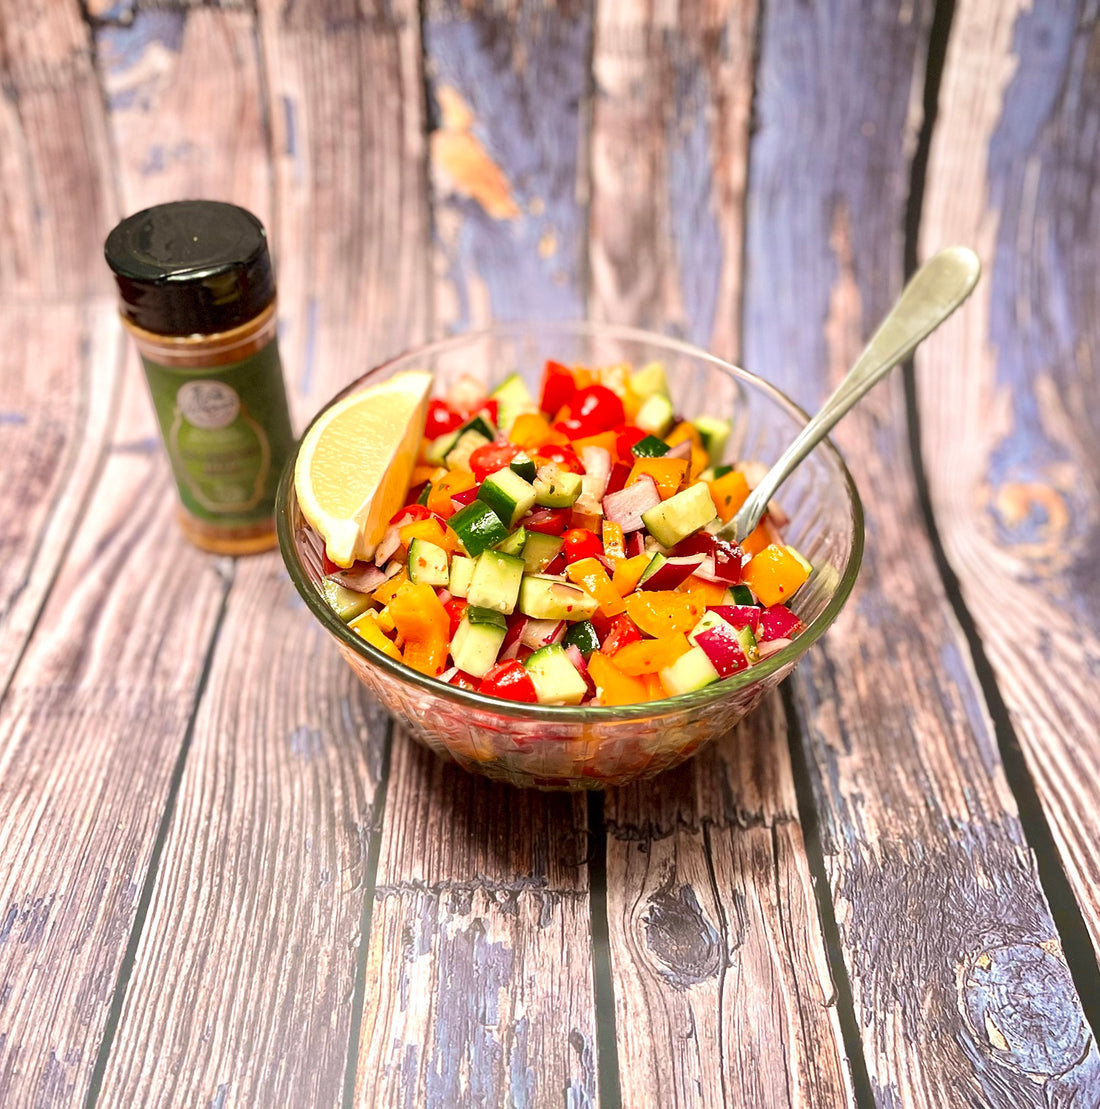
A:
[
  {"left": 451, "top": 606, "right": 507, "bottom": 679},
  {"left": 490, "top": 372, "right": 537, "bottom": 434},
  {"left": 478, "top": 467, "right": 537, "bottom": 528},
  {"left": 533, "top": 463, "right": 582, "bottom": 508},
  {"left": 631, "top": 434, "right": 670, "bottom": 458},
  {"left": 518, "top": 575, "right": 600, "bottom": 622},
  {"left": 496, "top": 526, "right": 527, "bottom": 556},
  {"left": 467, "top": 550, "right": 525, "bottom": 615},
  {"left": 521, "top": 531, "right": 564, "bottom": 573},
  {"left": 629, "top": 361, "right": 670, "bottom": 400},
  {"left": 641, "top": 482, "right": 717, "bottom": 547},
  {"left": 449, "top": 499, "right": 510, "bottom": 557},
  {"left": 524, "top": 644, "right": 589, "bottom": 705},
  {"left": 659, "top": 645, "right": 721, "bottom": 696},
  {"left": 322, "top": 579, "right": 374, "bottom": 622},
  {"left": 634, "top": 392, "right": 674, "bottom": 437},
  {"left": 407, "top": 538, "right": 449, "bottom": 587},
  {"left": 509, "top": 454, "right": 537, "bottom": 482},
  {"left": 692, "top": 416, "right": 730, "bottom": 464},
  {"left": 448, "top": 555, "right": 475, "bottom": 598},
  {"left": 561, "top": 619, "right": 600, "bottom": 657},
  {"left": 445, "top": 427, "right": 492, "bottom": 472}
]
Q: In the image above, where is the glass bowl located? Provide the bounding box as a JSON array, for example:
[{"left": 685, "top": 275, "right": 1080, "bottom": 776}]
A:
[{"left": 276, "top": 321, "right": 863, "bottom": 789}]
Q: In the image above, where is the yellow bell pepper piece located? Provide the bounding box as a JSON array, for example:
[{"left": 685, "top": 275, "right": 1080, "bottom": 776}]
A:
[
  {"left": 509, "top": 412, "right": 568, "bottom": 450},
  {"left": 372, "top": 570, "right": 409, "bottom": 606},
  {"left": 601, "top": 520, "right": 626, "bottom": 561},
  {"left": 387, "top": 582, "right": 450, "bottom": 676},
  {"left": 400, "top": 515, "right": 459, "bottom": 555},
  {"left": 743, "top": 545, "right": 810, "bottom": 608},
  {"left": 665, "top": 421, "right": 702, "bottom": 450},
  {"left": 679, "top": 575, "right": 731, "bottom": 607},
  {"left": 349, "top": 610, "right": 403, "bottom": 661},
  {"left": 624, "top": 590, "right": 704, "bottom": 638},
  {"left": 626, "top": 457, "right": 688, "bottom": 500},
  {"left": 612, "top": 633, "right": 691, "bottom": 676},
  {"left": 566, "top": 557, "right": 625, "bottom": 617},
  {"left": 611, "top": 553, "right": 651, "bottom": 597}
]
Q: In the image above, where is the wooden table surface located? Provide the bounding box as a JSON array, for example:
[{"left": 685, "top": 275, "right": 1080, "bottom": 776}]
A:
[{"left": 2, "top": 1, "right": 1099, "bottom": 1106}]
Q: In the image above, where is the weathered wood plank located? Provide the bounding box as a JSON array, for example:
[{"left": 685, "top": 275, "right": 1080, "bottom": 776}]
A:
[
  {"left": 423, "top": 0, "right": 592, "bottom": 332},
  {"left": 93, "top": 0, "right": 431, "bottom": 1102},
  {"left": 917, "top": 0, "right": 1100, "bottom": 958},
  {"left": 589, "top": 4, "right": 853, "bottom": 1105},
  {"left": 743, "top": 0, "right": 1100, "bottom": 1104},
  {"left": 605, "top": 698, "right": 853, "bottom": 1108},
  {"left": 356, "top": 737, "right": 597, "bottom": 1106}
]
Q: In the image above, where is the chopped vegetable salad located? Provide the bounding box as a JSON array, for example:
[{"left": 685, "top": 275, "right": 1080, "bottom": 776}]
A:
[{"left": 311, "top": 359, "right": 812, "bottom": 706}]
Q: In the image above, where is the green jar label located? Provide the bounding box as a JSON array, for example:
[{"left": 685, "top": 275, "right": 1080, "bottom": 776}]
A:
[{"left": 141, "top": 340, "right": 295, "bottom": 526}]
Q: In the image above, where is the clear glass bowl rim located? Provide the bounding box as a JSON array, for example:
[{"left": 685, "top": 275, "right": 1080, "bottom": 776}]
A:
[{"left": 276, "top": 319, "right": 865, "bottom": 723}]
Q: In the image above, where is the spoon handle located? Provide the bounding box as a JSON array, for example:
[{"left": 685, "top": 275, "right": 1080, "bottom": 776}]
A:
[{"left": 722, "top": 245, "right": 981, "bottom": 544}]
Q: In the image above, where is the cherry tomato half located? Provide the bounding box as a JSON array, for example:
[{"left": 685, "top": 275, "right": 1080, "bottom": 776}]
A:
[
  {"left": 469, "top": 441, "right": 522, "bottom": 482},
  {"left": 561, "top": 527, "right": 604, "bottom": 563},
  {"left": 600, "top": 614, "right": 643, "bottom": 655},
  {"left": 562, "top": 384, "right": 624, "bottom": 437},
  {"left": 443, "top": 597, "right": 468, "bottom": 639},
  {"left": 425, "top": 398, "right": 463, "bottom": 441},
  {"left": 535, "top": 444, "right": 583, "bottom": 473},
  {"left": 523, "top": 507, "right": 571, "bottom": 535},
  {"left": 477, "top": 659, "right": 538, "bottom": 703},
  {"left": 389, "top": 503, "right": 434, "bottom": 526},
  {"left": 539, "top": 360, "right": 577, "bottom": 415}
]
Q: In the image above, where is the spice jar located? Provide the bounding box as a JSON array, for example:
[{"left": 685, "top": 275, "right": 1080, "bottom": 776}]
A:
[{"left": 105, "top": 200, "right": 295, "bottom": 555}]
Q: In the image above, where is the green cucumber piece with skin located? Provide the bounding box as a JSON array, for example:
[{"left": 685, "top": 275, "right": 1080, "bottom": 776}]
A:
[
  {"left": 424, "top": 432, "right": 457, "bottom": 466},
  {"left": 407, "top": 538, "right": 449, "bottom": 587},
  {"left": 692, "top": 416, "right": 731, "bottom": 464},
  {"left": 636, "top": 551, "right": 666, "bottom": 587},
  {"left": 458, "top": 413, "right": 497, "bottom": 441},
  {"left": 524, "top": 644, "right": 589, "bottom": 705},
  {"left": 521, "top": 531, "right": 564, "bottom": 573},
  {"left": 509, "top": 454, "right": 537, "bottom": 483},
  {"left": 688, "top": 609, "right": 731, "bottom": 645},
  {"left": 449, "top": 499, "right": 510, "bottom": 557},
  {"left": 736, "top": 622, "right": 760, "bottom": 663},
  {"left": 451, "top": 606, "right": 507, "bottom": 678},
  {"left": 490, "top": 372, "right": 536, "bottom": 433},
  {"left": 641, "top": 482, "right": 717, "bottom": 547},
  {"left": 496, "top": 526, "right": 527, "bottom": 556},
  {"left": 518, "top": 574, "right": 600, "bottom": 622},
  {"left": 729, "top": 583, "right": 756, "bottom": 607},
  {"left": 416, "top": 482, "right": 431, "bottom": 506},
  {"left": 629, "top": 361, "right": 670, "bottom": 400},
  {"left": 444, "top": 427, "right": 492, "bottom": 472},
  {"left": 477, "top": 467, "right": 537, "bottom": 528},
  {"left": 561, "top": 619, "right": 600, "bottom": 657},
  {"left": 448, "top": 555, "right": 475, "bottom": 598},
  {"left": 659, "top": 644, "right": 721, "bottom": 696},
  {"left": 467, "top": 549, "right": 526, "bottom": 614},
  {"left": 630, "top": 434, "right": 670, "bottom": 458},
  {"left": 634, "top": 392, "right": 674, "bottom": 437},
  {"left": 533, "top": 462, "right": 582, "bottom": 508},
  {"left": 322, "top": 579, "right": 375, "bottom": 622}
]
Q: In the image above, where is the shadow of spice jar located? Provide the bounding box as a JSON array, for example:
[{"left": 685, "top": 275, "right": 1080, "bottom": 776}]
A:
[{"left": 105, "top": 199, "right": 295, "bottom": 555}]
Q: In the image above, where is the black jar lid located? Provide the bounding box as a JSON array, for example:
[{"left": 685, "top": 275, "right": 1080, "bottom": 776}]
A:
[{"left": 105, "top": 200, "right": 275, "bottom": 336}]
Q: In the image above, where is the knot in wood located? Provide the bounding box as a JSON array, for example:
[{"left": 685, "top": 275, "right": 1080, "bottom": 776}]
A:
[{"left": 643, "top": 882, "right": 721, "bottom": 988}]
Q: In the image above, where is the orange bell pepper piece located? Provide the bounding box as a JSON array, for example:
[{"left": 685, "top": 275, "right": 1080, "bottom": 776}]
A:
[
  {"left": 412, "top": 464, "right": 444, "bottom": 487},
  {"left": 612, "top": 632, "right": 691, "bottom": 676},
  {"left": 665, "top": 421, "right": 703, "bottom": 450},
  {"left": 739, "top": 518, "right": 777, "bottom": 557},
  {"left": 588, "top": 652, "right": 651, "bottom": 706},
  {"left": 624, "top": 590, "right": 704, "bottom": 637},
  {"left": 611, "top": 553, "right": 651, "bottom": 597},
  {"left": 572, "top": 430, "right": 619, "bottom": 456},
  {"left": 707, "top": 469, "right": 750, "bottom": 523},
  {"left": 387, "top": 582, "right": 450, "bottom": 676},
  {"left": 743, "top": 545, "right": 810, "bottom": 608},
  {"left": 400, "top": 515, "right": 459, "bottom": 555},
  {"left": 689, "top": 445, "right": 709, "bottom": 481},
  {"left": 601, "top": 520, "right": 626, "bottom": 561},
  {"left": 679, "top": 575, "right": 731, "bottom": 607},
  {"left": 509, "top": 412, "right": 568, "bottom": 450},
  {"left": 626, "top": 457, "right": 688, "bottom": 500},
  {"left": 372, "top": 570, "right": 409, "bottom": 606},
  {"left": 566, "top": 557, "right": 625, "bottom": 617},
  {"left": 426, "top": 469, "right": 477, "bottom": 518}
]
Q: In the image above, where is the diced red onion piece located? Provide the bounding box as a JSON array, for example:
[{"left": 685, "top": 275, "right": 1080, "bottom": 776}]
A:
[
  {"left": 603, "top": 474, "right": 660, "bottom": 532},
  {"left": 638, "top": 553, "right": 705, "bottom": 591},
  {"left": 759, "top": 605, "right": 803, "bottom": 641},
  {"left": 500, "top": 614, "right": 529, "bottom": 660},
  {"left": 373, "top": 525, "right": 402, "bottom": 567},
  {"left": 438, "top": 666, "right": 458, "bottom": 683},
  {"left": 757, "top": 637, "right": 793, "bottom": 658},
  {"left": 694, "top": 625, "right": 749, "bottom": 677},
  {"left": 564, "top": 643, "right": 596, "bottom": 697},
  {"left": 671, "top": 532, "right": 715, "bottom": 558},
  {"left": 707, "top": 604, "right": 762, "bottom": 635},
  {"left": 665, "top": 437, "right": 692, "bottom": 461},
  {"left": 451, "top": 487, "right": 480, "bottom": 510},
  {"left": 521, "top": 618, "right": 565, "bottom": 648},
  {"left": 578, "top": 446, "right": 612, "bottom": 514},
  {"left": 625, "top": 531, "right": 646, "bottom": 557},
  {"left": 330, "top": 561, "right": 388, "bottom": 593}
]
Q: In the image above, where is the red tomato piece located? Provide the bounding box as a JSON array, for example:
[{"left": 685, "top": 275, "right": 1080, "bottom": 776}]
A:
[
  {"left": 615, "top": 425, "right": 647, "bottom": 460},
  {"left": 469, "top": 441, "right": 522, "bottom": 482},
  {"left": 543, "top": 550, "right": 569, "bottom": 576},
  {"left": 443, "top": 597, "right": 467, "bottom": 639},
  {"left": 561, "top": 527, "right": 604, "bottom": 563},
  {"left": 524, "top": 507, "right": 571, "bottom": 535},
  {"left": 535, "top": 444, "right": 583, "bottom": 473},
  {"left": 425, "top": 398, "right": 463, "bottom": 441},
  {"left": 449, "top": 670, "right": 480, "bottom": 691},
  {"left": 599, "top": 613, "right": 643, "bottom": 655},
  {"left": 539, "top": 360, "right": 577, "bottom": 415},
  {"left": 478, "top": 659, "right": 538, "bottom": 703},
  {"left": 562, "top": 384, "right": 625, "bottom": 437},
  {"left": 389, "top": 503, "right": 433, "bottom": 525}
]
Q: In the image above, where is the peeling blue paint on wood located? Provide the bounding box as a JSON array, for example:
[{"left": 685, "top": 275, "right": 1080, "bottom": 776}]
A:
[{"left": 97, "top": 11, "right": 186, "bottom": 112}]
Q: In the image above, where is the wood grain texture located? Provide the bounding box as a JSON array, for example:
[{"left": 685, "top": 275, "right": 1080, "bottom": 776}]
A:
[
  {"left": 356, "top": 737, "right": 597, "bottom": 1106},
  {"left": 743, "top": 0, "right": 1099, "bottom": 1105},
  {"left": 589, "top": 0, "right": 756, "bottom": 356},
  {"left": 589, "top": 5, "right": 853, "bottom": 1105},
  {"left": 605, "top": 698, "right": 853, "bottom": 1108},
  {"left": 96, "top": 557, "right": 388, "bottom": 1107},
  {"left": 423, "top": 0, "right": 592, "bottom": 331},
  {"left": 917, "top": 0, "right": 1100, "bottom": 957},
  {"left": 93, "top": 0, "right": 432, "bottom": 1103}
]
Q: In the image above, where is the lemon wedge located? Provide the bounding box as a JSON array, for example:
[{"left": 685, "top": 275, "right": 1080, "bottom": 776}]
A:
[{"left": 294, "top": 371, "right": 433, "bottom": 567}]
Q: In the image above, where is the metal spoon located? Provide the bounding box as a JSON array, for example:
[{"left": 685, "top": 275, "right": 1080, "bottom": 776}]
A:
[{"left": 720, "top": 245, "right": 982, "bottom": 544}]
